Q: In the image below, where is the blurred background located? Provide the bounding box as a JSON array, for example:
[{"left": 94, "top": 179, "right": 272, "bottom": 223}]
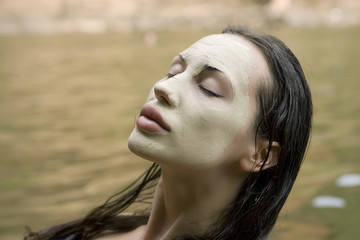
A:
[{"left": 0, "top": 0, "right": 359, "bottom": 239}]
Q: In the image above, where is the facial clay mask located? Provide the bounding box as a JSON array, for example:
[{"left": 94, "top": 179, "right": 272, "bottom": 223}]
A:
[{"left": 128, "top": 34, "right": 267, "bottom": 167}]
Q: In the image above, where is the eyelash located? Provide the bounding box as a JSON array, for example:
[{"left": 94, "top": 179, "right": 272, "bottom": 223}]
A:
[
  {"left": 199, "top": 85, "right": 223, "bottom": 98},
  {"left": 166, "top": 72, "right": 175, "bottom": 78}
]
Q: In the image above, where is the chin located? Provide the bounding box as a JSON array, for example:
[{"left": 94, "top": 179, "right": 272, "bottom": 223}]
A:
[
  {"left": 128, "top": 128, "right": 227, "bottom": 168},
  {"left": 128, "top": 129, "right": 148, "bottom": 157},
  {"left": 128, "top": 128, "right": 165, "bottom": 163}
]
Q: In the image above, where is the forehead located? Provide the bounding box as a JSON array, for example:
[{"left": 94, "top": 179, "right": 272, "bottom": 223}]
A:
[{"left": 180, "top": 34, "right": 252, "bottom": 75}]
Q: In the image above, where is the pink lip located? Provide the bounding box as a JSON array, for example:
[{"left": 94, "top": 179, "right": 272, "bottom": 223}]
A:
[{"left": 136, "top": 105, "right": 171, "bottom": 133}]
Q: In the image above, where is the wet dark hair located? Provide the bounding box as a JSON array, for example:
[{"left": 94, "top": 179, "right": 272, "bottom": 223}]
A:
[
  {"left": 25, "top": 26, "right": 312, "bottom": 240},
  {"left": 198, "top": 26, "right": 313, "bottom": 239}
]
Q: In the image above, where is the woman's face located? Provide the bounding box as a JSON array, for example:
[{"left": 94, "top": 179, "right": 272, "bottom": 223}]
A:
[{"left": 128, "top": 34, "right": 269, "bottom": 167}]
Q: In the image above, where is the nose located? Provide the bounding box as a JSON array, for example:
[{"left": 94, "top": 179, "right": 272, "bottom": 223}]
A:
[{"left": 153, "top": 79, "right": 179, "bottom": 107}]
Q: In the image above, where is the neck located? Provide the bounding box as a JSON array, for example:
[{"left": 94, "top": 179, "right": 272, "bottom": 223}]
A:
[{"left": 143, "top": 163, "right": 247, "bottom": 240}]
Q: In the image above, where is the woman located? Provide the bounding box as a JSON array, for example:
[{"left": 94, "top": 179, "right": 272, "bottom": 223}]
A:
[{"left": 25, "top": 26, "right": 312, "bottom": 240}]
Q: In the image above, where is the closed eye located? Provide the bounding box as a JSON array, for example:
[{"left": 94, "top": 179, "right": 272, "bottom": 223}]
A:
[
  {"left": 165, "top": 55, "right": 186, "bottom": 79},
  {"left": 166, "top": 72, "right": 175, "bottom": 78},
  {"left": 199, "top": 85, "right": 223, "bottom": 98}
]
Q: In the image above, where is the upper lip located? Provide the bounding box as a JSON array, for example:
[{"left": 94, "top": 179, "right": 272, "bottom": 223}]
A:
[{"left": 139, "top": 104, "right": 171, "bottom": 132}]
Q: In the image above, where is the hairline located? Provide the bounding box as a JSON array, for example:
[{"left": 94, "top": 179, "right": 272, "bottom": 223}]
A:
[{"left": 222, "top": 32, "right": 276, "bottom": 135}]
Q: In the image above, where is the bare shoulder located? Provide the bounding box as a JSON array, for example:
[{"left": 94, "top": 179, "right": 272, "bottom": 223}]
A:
[{"left": 94, "top": 225, "right": 147, "bottom": 240}]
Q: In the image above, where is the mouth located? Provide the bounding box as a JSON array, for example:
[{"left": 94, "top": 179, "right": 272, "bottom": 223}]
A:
[{"left": 136, "top": 104, "right": 171, "bottom": 133}]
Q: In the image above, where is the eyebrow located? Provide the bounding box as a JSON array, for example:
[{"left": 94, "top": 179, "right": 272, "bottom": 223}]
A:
[
  {"left": 178, "top": 54, "right": 224, "bottom": 75},
  {"left": 178, "top": 54, "right": 185, "bottom": 61},
  {"left": 204, "top": 65, "right": 222, "bottom": 73}
]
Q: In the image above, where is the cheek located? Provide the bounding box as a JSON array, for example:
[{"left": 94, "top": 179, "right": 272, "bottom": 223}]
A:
[
  {"left": 191, "top": 92, "right": 252, "bottom": 134},
  {"left": 170, "top": 98, "right": 252, "bottom": 165}
]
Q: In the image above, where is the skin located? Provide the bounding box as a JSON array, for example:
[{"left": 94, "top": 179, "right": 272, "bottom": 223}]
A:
[
  {"left": 97, "top": 34, "right": 278, "bottom": 240},
  {"left": 128, "top": 34, "right": 261, "bottom": 168}
]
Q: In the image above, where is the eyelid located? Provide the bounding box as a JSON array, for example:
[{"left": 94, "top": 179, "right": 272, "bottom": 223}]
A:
[
  {"left": 199, "top": 85, "right": 224, "bottom": 98},
  {"left": 167, "top": 55, "right": 186, "bottom": 78},
  {"left": 195, "top": 68, "right": 230, "bottom": 98}
]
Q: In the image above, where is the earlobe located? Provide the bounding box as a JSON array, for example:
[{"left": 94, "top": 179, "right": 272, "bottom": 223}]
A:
[{"left": 239, "top": 140, "right": 281, "bottom": 172}]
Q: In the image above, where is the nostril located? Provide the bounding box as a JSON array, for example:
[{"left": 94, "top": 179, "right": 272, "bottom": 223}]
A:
[
  {"left": 158, "top": 96, "right": 170, "bottom": 105},
  {"left": 154, "top": 86, "right": 171, "bottom": 106}
]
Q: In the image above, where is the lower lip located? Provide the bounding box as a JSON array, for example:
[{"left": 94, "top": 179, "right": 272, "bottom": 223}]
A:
[{"left": 136, "top": 116, "right": 169, "bottom": 133}]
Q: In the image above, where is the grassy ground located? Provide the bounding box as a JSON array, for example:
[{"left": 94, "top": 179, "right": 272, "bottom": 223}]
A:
[{"left": 0, "top": 27, "right": 359, "bottom": 240}]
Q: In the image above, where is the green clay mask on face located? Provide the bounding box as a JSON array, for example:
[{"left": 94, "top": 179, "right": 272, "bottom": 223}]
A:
[{"left": 128, "top": 34, "right": 261, "bottom": 167}]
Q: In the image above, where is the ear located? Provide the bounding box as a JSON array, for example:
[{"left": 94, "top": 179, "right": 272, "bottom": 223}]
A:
[{"left": 239, "top": 139, "right": 281, "bottom": 173}]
